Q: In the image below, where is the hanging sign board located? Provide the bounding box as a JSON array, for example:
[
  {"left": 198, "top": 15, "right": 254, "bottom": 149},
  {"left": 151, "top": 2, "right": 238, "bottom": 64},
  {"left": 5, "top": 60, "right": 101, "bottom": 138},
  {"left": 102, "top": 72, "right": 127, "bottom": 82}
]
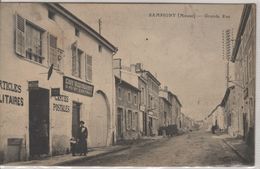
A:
[
  {"left": 28, "top": 81, "right": 39, "bottom": 89},
  {"left": 63, "top": 76, "right": 94, "bottom": 97},
  {"left": 51, "top": 88, "right": 60, "bottom": 96}
]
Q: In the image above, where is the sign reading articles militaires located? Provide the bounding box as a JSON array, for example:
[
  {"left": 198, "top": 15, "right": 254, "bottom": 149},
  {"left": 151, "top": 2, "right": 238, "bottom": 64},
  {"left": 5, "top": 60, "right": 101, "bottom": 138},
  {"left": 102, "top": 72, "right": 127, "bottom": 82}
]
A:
[{"left": 0, "top": 2, "right": 257, "bottom": 168}]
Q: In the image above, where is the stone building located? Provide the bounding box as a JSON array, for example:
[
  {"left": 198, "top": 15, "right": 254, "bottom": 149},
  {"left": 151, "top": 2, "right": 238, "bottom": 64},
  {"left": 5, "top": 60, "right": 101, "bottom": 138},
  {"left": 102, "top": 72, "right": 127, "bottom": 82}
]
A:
[
  {"left": 172, "top": 95, "right": 182, "bottom": 129},
  {"left": 231, "top": 4, "right": 256, "bottom": 147},
  {"left": 135, "top": 64, "right": 161, "bottom": 136},
  {"left": 114, "top": 64, "right": 141, "bottom": 141},
  {"left": 220, "top": 86, "right": 237, "bottom": 136},
  {"left": 0, "top": 3, "right": 117, "bottom": 163},
  {"left": 159, "top": 87, "right": 173, "bottom": 127}
]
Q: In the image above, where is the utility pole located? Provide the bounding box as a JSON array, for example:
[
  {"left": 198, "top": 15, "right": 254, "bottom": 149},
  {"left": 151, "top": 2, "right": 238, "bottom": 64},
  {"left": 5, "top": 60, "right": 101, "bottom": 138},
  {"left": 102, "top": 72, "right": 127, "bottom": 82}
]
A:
[
  {"left": 222, "top": 29, "right": 232, "bottom": 88},
  {"left": 98, "top": 18, "right": 102, "bottom": 52},
  {"left": 98, "top": 18, "right": 102, "bottom": 35}
]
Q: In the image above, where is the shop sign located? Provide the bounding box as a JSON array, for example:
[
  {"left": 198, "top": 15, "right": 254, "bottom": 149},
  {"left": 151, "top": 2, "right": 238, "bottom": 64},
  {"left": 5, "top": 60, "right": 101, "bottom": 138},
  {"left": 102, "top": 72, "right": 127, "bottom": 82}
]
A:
[
  {"left": 63, "top": 76, "right": 94, "bottom": 97},
  {"left": 53, "top": 95, "right": 70, "bottom": 113},
  {"left": 140, "top": 105, "right": 145, "bottom": 111},
  {"left": 28, "top": 81, "right": 39, "bottom": 89},
  {"left": 0, "top": 80, "right": 24, "bottom": 106},
  {"left": 8, "top": 138, "right": 23, "bottom": 145},
  {"left": 51, "top": 88, "right": 60, "bottom": 96}
]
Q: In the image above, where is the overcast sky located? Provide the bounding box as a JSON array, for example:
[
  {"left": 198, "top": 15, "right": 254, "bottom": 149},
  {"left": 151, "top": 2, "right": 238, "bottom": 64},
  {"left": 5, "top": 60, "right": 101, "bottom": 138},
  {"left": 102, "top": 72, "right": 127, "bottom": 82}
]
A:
[{"left": 62, "top": 3, "right": 243, "bottom": 121}]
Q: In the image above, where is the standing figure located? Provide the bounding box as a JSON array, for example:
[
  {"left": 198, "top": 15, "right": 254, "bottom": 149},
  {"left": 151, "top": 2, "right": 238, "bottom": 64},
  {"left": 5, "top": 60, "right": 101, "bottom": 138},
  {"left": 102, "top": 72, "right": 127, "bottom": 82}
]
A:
[{"left": 78, "top": 121, "right": 88, "bottom": 156}]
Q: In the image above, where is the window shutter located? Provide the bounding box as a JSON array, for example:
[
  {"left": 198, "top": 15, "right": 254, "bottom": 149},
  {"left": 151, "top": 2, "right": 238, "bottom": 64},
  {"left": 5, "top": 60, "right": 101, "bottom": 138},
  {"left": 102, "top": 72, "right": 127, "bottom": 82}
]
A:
[
  {"left": 15, "top": 14, "right": 26, "bottom": 56},
  {"left": 72, "top": 46, "right": 77, "bottom": 76},
  {"left": 86, "top": 55, "right": 92, "bottom": 81},
  {"left": 48, "top": 34, "right": 58, "bottom": 68}
]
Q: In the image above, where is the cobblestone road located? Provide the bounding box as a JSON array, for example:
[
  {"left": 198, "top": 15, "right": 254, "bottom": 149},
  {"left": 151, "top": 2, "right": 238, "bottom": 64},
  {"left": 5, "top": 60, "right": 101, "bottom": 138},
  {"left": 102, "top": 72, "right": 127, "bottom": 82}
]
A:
[{"left": 67, "top": 130, "right": 246, "bottom": 167}]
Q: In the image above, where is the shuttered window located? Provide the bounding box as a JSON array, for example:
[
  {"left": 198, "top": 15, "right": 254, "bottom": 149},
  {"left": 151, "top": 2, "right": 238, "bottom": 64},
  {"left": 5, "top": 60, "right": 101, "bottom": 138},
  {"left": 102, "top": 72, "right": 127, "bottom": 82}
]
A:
[
  {"left": 72, "top": 47, "right": 82, "bottom": 78},
  {"left": 48, "top": 34, "right": 63, "bottom": 70},
  {"left": 85, "top": 55, "right": 92, "bottom": 81},
  {"left": 15, "top": 14, "right": 43, "bottom": 63},
  {"left": 15, "top": 14, "right": 26, "bottom": 56}
]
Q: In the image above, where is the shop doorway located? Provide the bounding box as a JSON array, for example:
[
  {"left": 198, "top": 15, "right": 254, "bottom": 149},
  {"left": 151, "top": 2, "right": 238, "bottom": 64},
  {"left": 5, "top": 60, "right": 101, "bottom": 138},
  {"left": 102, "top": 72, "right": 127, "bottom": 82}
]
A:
[
  {"left": 116, "top": 108, "right": 123, "bottom": 140},
  {"left": 29, "top": 88, "right": 49, "bottom": 157},
  {"left": 72, "top": 102, "right": 81, "bottom": 138}
]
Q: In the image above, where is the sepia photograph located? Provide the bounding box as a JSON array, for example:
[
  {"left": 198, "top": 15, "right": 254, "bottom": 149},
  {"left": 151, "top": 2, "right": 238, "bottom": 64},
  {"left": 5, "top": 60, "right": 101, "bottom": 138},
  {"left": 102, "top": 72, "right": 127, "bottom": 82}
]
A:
[{"left": 0, "top": 1, "right": 257, "bottom": 168}]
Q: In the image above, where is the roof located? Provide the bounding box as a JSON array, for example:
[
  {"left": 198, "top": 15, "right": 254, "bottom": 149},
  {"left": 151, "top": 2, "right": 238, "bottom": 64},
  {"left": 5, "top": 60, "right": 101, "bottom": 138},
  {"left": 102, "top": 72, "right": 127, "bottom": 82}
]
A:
[
  {"left": 220, "top": 85, "right": 235, "bottom": 107},
  {"left": 47, "top": 3, "right": 118, "bottom": 53},
  {"left": 160, "top": 96, "right": 172, "bottom": 106},
  {"left": 231, "top": 4, "right": 252, "bottom": 62},
  {"left": 172, "top": 94, "right": 182, "bottom": 107},
  {"left": 144, "top": 71, "right": 161, "bottom": 86},
  {"left": 115, "top": 75, "right": 141, "bottom": 92}
]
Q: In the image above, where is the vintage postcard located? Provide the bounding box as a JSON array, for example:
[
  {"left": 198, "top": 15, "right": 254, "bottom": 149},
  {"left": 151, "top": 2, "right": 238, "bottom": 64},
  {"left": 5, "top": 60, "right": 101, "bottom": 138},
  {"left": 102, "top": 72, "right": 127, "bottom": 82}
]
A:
[{"left": 0, "top": 1, "right": 257, "bottom": 168}]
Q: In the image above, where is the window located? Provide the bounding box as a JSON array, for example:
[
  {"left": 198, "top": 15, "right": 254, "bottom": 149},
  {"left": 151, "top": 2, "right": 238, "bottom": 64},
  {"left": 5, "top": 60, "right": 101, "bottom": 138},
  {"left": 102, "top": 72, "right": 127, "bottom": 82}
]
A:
[
  {"left": 118, "top": 87, "right": 122, "bottom": 99},
  {"left": 72, "top": 47, "right": 83, "bottom": 78},
  {"left": 48, "top": 10, "right": 55, "bottom": 20},
  {"left": 141, "top": 87, "right": 145, "bottom": 105},
  {"left": 128, "top": 92, "right": 132, "bottom": 102},
  {"left": 75, "top": 27, "right": 80, "bottom": 37},
  {"left": 85, "top": 54, "right": 92, "bottom": 81},
  {"left": 134, "top": 94, "right": 137, "bottom": 105},
  {"left": 132, "top": 112, "right": 138, "bottom": 130},
  {"left": 127, "top": 110, "right": 132, "bottom": 130},
  {"left": 98, "top": 44, "right": 102, "bottom": 53},
  {"left": 15, "top": 14, "right": 44, "bottom": 63},
  {"left": 49, "top": 34, "right": 63, "bottom": 70}
]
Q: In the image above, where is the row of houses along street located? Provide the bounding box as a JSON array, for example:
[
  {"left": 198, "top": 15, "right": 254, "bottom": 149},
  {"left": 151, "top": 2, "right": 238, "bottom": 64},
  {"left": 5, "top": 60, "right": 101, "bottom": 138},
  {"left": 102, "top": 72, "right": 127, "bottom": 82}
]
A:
[
  {"left": 0, "top": 3, "right": 197, "bottom": 164},
  {"left": 203, "top": 4, "right": 256, "bottom": 163}
]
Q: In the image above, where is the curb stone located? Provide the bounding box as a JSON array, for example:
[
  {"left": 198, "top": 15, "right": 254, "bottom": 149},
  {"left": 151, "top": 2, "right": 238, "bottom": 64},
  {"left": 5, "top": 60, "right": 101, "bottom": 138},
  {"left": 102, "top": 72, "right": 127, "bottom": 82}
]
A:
[
  {"left": 55, "top": 145, "right": 131, "bottom": 166},
  {"left": 222, "top": 139, "right": 250, "bottom": 164}
]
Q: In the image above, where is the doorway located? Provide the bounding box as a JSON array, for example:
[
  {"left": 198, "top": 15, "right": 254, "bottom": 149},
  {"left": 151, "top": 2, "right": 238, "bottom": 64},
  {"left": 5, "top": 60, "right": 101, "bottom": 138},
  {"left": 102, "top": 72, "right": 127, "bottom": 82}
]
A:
[
  {"left": 29, "top": 88, "right": 49, "bottom": 157},
  {"left": 117, "top": 108, "right": 123, "bottom": 140},
  {"left": 72, "top": 102, "right": 81, "bottom": 138}
]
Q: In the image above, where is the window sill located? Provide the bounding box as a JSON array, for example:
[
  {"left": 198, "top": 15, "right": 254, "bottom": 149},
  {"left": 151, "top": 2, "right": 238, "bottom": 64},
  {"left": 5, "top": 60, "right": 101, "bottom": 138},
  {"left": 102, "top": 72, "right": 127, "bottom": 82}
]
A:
[{"left": 18, "top": 55, "right": 48, "bottom": 69}]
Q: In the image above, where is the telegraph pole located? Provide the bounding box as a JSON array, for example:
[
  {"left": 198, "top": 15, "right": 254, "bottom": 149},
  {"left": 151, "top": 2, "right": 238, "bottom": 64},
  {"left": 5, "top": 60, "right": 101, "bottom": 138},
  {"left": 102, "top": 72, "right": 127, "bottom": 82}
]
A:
[{"left": 222, "top": 29, "right": 232, "bottom": 88}]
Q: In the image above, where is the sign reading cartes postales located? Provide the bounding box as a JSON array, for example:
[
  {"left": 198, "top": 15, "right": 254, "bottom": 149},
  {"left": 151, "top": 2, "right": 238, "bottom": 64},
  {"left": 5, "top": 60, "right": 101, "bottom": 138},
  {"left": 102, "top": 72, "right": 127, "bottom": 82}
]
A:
[{"left": 63, "top": 76, "right": 94, "bottom": 97}]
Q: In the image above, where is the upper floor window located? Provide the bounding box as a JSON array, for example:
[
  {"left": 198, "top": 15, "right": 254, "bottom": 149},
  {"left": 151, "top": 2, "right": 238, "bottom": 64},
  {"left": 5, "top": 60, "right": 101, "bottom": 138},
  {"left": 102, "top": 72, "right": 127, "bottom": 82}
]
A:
[
  {"left": 15, "top": 14, "right": 44, "bottom": 64},
  {"left": 49, "top": 34, "right": 64, "bottom": 70},
  {"left": 72, "top": 47, "right": 83, "bottom": 78},
  {"left": 85, "top": 54, "right": 92, "bottom": 81},
  {"left": 75, "top": 27, "right": 80, "bottom": 37},
  {"left": 134, "top": 94, "right": 137, "bottom": 105},
  {"left": 48, "top": 10, "right": 56, "bottom": 21},
  {"left": 118, "top": 87, "right": 122, "bottom": 99},
  {"left": 128, "top": 91, "right": 132, "bottom": 103}
]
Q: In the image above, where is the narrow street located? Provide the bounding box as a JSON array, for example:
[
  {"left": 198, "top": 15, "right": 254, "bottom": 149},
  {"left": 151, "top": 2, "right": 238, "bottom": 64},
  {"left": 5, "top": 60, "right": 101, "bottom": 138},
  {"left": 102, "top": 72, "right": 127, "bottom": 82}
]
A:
[{"left": 66, "top": 130, "right": 246, "bottom": 167}]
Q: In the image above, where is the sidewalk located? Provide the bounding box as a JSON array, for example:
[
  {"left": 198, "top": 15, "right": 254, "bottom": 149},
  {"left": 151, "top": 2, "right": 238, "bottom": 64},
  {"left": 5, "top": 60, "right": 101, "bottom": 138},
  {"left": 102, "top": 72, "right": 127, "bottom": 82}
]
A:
[
  {"left": 4, "top": 145, "right": 131, "bottom": 166},
  {"left": 3, "top": 136, "right": 163, "bottom": 166},
  {"left": 221, "top": 135, "right": 254, "bottom": 165}
]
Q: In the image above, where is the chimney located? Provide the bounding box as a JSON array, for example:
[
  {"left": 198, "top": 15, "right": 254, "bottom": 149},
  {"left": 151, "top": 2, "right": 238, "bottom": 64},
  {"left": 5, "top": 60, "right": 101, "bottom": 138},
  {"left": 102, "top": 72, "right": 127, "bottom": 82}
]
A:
[
  {"left": 130, "top": 64, "right": 136, "bottom": 73},
  {"left": 135, "top": 63, "right": 143, "bottom": 72},
  {"left": 164, "top": 86, "right": 168, "bottom": 91}
]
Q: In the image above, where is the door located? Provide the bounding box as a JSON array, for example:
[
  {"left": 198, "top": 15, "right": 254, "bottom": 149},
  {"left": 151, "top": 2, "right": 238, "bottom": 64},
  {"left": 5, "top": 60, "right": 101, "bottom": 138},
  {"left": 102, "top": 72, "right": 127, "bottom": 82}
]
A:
[
  {"left": 72, "top": 102, "right": 81, "bottom": 138},
  {"left": 29, "top": 88, "right": 49, "bottom": 157},
  {"left": 90, "top": 92, "right": 109, "bottom": 147},
  {"left": 117, "top": 108, "right": 123, "bottom": 140}
]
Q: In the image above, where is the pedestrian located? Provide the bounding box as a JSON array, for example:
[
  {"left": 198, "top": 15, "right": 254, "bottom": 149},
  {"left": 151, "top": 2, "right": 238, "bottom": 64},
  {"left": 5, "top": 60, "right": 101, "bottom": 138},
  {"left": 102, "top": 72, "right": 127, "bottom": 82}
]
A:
[
  {"left": 78, "top": 121, "right": 88, "bottom": 156},
  {"left": 70, "top": 137, "right": 77, "bottom": 156}
]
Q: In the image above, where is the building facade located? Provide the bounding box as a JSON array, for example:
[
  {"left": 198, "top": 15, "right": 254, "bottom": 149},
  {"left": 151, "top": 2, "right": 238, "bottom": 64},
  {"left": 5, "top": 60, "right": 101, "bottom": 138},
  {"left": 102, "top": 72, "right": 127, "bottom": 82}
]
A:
[
  {"left": 159, "top": 88, "right": 173, "bottom": 127},
  {"left": 231, "top": 4, "right": 255, "bottom": 147},
  {"left": 172, "top": 95, "right": 182, "bottom": 129},
  {"left": 114, "top": 65, "right": 141, "bottom": 141},
  {"left": 0, "top": 3, "right": 117, "bottom": 163}
]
